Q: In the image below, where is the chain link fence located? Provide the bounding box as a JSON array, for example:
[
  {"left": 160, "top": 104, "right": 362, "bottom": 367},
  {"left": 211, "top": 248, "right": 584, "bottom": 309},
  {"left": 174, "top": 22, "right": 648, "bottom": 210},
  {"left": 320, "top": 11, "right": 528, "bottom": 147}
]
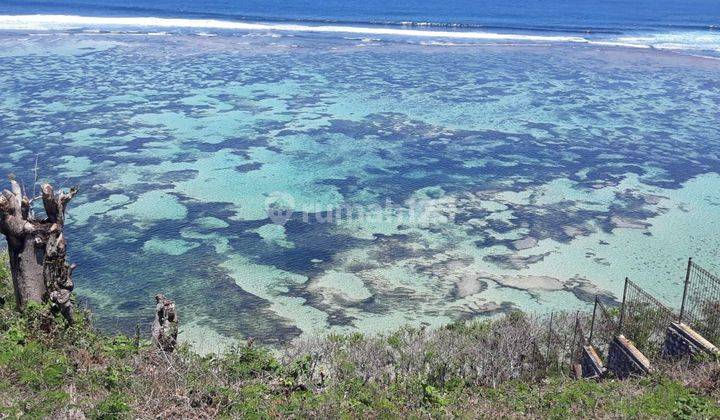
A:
[
  {"left": 679, "top": 258, "right": 720, "bottom": 344},
  {"left": 540, "top": 312, "right": 589, "bottom": 375},
  {"left": 562, "top": 260, "right": 720, "bottom": 371},
  {"left": 570, "top": 314, "right": 587, "bottom": 364},
  {"left": 588, "top": 297, "right": 619, "bottom": 357},
  {"left": 618, "top": 277, "right": 677, "bottom": 358}
]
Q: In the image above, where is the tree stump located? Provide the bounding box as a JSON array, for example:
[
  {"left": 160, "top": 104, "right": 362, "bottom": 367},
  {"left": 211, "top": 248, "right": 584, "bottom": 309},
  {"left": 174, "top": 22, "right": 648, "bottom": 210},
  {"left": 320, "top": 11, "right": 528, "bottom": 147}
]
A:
[
  {"left": 152, "top": 294, "right": 178, "bottom": 352},
  {"left": 0, "top": 178, "right": 77, "bottom": 323}
]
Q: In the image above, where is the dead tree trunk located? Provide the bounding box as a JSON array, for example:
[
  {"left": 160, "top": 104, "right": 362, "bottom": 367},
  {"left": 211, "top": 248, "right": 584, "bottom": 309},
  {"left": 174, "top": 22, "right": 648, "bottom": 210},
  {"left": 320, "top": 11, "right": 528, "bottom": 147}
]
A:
[
  {"left": 152, "top": 294, "right": 179, "bottom": 352},
  {"left": 0, "top": 178, "right": 78, "bottom": 323}
]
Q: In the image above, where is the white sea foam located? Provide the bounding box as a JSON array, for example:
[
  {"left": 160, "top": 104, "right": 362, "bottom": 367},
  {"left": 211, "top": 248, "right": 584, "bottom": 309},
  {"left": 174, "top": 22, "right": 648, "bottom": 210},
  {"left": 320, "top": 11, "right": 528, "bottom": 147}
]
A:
[
  {"left": 688, "top": 54, "right": 720, "bottom": 61},
  {"left": 2, "top": 14, "right": 718, "bottom": 55},
  {"left": 586, "top": 41, "right": 652, "bottom": 49},
  {"left": 609, "top": 32, "right": 720, "bottom": 52},
  {"left": 0, "top": 14, "right": 588, "bottom": 42},
  {"left": 419, "top": 41, "right": 472, "bottom": 46}
]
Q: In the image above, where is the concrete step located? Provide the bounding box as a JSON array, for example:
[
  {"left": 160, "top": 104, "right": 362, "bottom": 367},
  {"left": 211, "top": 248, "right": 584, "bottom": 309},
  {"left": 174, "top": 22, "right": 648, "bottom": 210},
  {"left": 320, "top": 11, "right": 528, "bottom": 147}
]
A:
[
  {"left": 607, "top": 335, "right": 651, "bottom": 378},
  {"left": 664, "top": 322, "right": 719, "bottom": 358}
]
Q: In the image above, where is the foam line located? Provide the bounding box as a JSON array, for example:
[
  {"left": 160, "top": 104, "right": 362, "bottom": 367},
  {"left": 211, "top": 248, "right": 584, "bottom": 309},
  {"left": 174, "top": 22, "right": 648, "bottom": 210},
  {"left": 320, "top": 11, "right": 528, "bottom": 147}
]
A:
[
  {"left": 587, "top": 41, "right": 651, "bottom": 49},
  {"left": 0, "top": 14, "right": 589, "bottom": 42}
]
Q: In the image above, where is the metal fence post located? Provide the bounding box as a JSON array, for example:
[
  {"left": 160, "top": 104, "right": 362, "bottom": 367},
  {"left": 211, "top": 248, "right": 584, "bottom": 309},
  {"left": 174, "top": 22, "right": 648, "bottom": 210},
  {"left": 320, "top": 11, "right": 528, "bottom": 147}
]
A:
[
  {"left": 618, "top": 277, "right": 629, "bottom": 334},
  {"left": 546, "top": 312, "right": 554, "bottom": 367},
  {"left": 570, "top": 311, "right": 580, "bottom": 361},
  {"left": 679, "top": 257, "right": 692, "bottom": 323},
  {"left": 589, "top": 297, "right": 598, "bottom": 344}
]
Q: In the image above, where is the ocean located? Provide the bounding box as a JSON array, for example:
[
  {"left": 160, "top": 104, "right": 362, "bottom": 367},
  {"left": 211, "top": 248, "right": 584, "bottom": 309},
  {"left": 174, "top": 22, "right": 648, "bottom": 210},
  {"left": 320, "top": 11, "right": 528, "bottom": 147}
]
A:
[
  {"left": 1, "top": 0, "right": 720, "bottom": 52},
  {"left": 1, "top": 0, "right": 719, "bottom": 31},
  {"left": 1, "top": 0, "right": 719, "bottom": 352}
]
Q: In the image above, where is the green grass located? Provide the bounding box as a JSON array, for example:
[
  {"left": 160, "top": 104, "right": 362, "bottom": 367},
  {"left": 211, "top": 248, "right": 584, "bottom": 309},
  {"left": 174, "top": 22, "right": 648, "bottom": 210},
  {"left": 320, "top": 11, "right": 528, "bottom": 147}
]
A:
[{"left": 0, "top": 253, "right": 718, "bottom": 418}]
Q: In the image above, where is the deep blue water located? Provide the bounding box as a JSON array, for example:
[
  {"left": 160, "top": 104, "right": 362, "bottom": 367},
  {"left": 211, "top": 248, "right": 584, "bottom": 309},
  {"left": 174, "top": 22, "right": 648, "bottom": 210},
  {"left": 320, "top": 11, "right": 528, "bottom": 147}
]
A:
[{"left": 2, "top": 0, "right": 719, "bottom": 32}]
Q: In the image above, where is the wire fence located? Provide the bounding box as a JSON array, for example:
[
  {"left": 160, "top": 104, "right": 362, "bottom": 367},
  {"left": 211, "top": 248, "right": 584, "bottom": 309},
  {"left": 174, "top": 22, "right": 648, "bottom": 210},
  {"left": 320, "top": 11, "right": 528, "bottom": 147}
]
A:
[
  {"left": 570, "top": 313, "right": 587, "bottom": 364},
  {"left": 541, "top": 312, "right": 587, "bottom": 375},
  {"left": 680, "top": 258, "right": 720, "bottom": 344},
  {"left": 588, "top": 297, "right": 618, "bottom": 357},
  {"left": 553, "top": 260, "right": 720, "bottom": 372},
  {"left": 618, "top": 277, "right": 677, "bottom": 358}
]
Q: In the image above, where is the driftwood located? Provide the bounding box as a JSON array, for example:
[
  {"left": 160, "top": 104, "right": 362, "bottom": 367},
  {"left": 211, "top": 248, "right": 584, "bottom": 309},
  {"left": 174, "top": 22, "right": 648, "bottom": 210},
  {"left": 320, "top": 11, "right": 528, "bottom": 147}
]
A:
[
  {"left": 0, "top": 178, "right": 77, "bottom": 323},
  {"left": 152, "top": 294, "right": 179, "bottom": 352}
]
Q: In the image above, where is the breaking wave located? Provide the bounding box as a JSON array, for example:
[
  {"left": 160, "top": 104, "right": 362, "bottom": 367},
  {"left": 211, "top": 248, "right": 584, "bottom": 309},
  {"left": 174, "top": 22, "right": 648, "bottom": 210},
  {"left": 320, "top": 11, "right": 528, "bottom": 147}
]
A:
[
  {"left": 0, "top": 14, "right": 719, "bottom": 55},
  {"left": 0, "top": 14, "right": 589, "bottom": 42}
]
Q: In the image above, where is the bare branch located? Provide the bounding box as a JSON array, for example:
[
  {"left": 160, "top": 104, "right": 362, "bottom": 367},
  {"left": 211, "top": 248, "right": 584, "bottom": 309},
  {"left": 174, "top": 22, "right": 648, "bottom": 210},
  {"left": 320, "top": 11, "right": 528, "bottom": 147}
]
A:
[
  {"left": 32, "top": 154, "right": 39, "bottom": 199},
  {"left": 27, "top": 194, "right": 42, "bottom": 204},
  {"left": 60, "top": 186, "right": 79, "bottom": 205}
]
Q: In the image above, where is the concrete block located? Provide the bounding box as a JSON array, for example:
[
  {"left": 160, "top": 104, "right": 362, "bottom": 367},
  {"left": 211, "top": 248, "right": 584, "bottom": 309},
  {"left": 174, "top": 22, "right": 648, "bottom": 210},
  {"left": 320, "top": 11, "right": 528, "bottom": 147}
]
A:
[
  {"left": 579, "top": 345, "right": 605, "bottom": 379},
  {"left": 607, "top": 335, "right": 651, "bottom": 379},
  {"left": 663, "top": 322, "right": 719, "bottom": 359}
]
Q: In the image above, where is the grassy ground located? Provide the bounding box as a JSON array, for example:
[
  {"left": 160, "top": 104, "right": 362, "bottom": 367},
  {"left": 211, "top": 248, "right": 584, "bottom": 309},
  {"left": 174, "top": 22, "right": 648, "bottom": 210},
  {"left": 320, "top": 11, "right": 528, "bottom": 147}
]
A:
[{"left": 0, "top": 255, "right": 719, "bottom": 418}]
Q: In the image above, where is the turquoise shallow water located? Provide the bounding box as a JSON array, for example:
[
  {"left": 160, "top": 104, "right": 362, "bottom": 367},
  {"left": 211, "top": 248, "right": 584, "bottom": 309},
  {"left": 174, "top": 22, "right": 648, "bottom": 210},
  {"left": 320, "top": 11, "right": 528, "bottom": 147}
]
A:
[{"left": 1, "top": 31, "right": 720, "bottom": 351}]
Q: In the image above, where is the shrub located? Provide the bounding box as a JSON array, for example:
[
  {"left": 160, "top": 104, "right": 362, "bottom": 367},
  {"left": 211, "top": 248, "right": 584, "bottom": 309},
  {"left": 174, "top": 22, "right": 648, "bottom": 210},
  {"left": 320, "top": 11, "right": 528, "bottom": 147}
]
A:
[
  {"left": 0, "top": 252, "right": 718, "bottom": 417},
  {"left": 95, "top": 392, "right": 131, "bottom": 419}
]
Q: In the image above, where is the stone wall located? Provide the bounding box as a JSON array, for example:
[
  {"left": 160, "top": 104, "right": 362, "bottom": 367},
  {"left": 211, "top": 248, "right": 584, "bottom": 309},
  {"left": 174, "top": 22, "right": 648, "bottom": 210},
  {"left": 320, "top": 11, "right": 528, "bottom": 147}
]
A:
[
  {"left": 663, "top": 322, "right": 719, "bottom": 359},
  {"left": 579, "top": 345, "right": 605, "bottom": 379},
  {"left": 607, "top": 335, "right": 651, "bottom": 379}
]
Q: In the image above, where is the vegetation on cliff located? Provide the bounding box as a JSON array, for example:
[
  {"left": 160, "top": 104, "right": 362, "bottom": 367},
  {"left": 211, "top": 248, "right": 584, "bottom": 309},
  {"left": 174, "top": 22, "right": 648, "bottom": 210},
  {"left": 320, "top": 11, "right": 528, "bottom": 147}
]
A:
[{"left": 0, "top": 255, "right": 719, "bottom": 418}]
